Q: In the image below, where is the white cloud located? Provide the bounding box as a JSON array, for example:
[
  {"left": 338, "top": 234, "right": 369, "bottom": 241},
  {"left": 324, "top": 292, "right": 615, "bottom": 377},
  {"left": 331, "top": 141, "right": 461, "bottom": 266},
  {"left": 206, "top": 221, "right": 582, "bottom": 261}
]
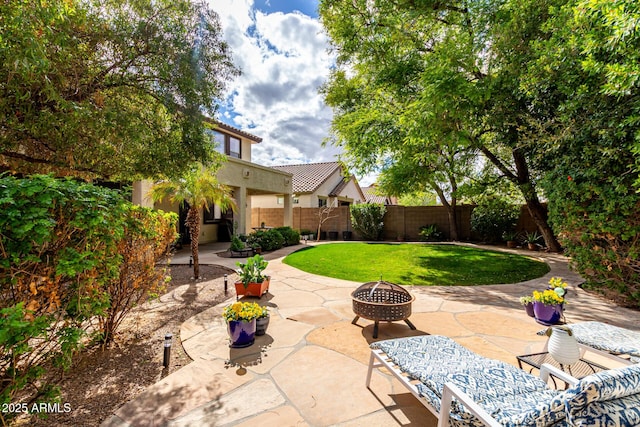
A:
[{"left": 208, "top": 0, "right": 342, "bottom": 167}]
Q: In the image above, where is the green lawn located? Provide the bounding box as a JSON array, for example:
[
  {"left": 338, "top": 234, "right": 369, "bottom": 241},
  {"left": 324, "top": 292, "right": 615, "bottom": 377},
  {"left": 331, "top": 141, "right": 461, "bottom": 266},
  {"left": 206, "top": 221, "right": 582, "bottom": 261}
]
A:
[{"left": 283, "top": 243, "right": 549, "bottom": 286}]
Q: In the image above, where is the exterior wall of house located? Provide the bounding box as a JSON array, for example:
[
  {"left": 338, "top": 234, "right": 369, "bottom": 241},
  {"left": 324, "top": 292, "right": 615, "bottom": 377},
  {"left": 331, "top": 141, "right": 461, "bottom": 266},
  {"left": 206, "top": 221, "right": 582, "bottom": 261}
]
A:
[
  {"left": 336, "top": 179, "right": 365, "bottom": 204},
  {"left": 241, "top": 139, "right": 252, "bottom": 162},
  {"left": 217, "top": 157, "right": 292, "bottom": 235}
]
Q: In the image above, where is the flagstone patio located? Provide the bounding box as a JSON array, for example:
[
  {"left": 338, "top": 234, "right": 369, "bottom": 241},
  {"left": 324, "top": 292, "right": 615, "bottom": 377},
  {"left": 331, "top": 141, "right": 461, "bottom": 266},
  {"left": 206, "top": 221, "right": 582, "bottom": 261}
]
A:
[{"left": 102, "top": 242, "right": 640, "bottom": 427}]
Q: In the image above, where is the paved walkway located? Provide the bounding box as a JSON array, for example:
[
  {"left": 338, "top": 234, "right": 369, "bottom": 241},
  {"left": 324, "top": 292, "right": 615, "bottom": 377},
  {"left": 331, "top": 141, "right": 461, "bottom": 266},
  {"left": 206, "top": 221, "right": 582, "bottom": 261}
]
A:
[{"left": 102, "top": 242, "right": 640, "bottom": 427}]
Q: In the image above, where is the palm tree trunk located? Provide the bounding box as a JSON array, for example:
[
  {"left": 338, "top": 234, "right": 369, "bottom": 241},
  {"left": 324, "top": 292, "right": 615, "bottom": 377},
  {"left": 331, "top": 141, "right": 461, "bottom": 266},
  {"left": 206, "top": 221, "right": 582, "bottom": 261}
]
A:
[{"left": 186, "top": 207, "right": 201, "bottom": 278}]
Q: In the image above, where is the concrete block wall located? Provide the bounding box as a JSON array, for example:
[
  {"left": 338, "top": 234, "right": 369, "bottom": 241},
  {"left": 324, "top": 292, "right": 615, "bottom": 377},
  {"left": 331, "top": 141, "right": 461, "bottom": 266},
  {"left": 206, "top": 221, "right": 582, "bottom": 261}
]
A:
[{"left": 250, "top": 204, "right": 542, "bottom": 241}]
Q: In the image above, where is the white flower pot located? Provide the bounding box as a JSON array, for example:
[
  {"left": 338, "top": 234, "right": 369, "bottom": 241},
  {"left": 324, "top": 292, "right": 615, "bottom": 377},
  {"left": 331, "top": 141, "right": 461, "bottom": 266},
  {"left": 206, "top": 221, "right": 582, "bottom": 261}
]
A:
[{"left": 548, "top": 327, "right": 580, "bottom": 366}]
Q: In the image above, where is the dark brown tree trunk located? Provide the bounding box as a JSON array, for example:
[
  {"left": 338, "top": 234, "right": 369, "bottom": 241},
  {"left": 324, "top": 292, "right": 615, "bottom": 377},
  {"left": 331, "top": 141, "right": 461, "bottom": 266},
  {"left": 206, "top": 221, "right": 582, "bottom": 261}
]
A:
[
  {"left": 479, "top": 145, "right": 562, "bottom": 252},
  {"left": 186, "top": 207, "right": 201, "bottom": 278},
  {"left": 432, "top": 182, "right": 459, "bottom": 241}
]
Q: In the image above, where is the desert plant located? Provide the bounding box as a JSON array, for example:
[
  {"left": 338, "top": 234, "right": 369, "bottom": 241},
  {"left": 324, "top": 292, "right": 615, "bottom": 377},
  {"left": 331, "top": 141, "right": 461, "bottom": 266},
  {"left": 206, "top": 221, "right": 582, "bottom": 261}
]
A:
[
  {"left": 230, "top": 235, "right": 245, "bottom": 251},
  {"left": 350, "top": 203, "right": 386, "bottom": 240}
]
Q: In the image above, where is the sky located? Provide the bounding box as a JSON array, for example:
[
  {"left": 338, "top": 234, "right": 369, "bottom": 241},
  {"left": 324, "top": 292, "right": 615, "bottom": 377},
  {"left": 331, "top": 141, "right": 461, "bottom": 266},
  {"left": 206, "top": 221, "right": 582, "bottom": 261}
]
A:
[{"left": 207, "top": 0, "right": 375, "bottom": 185}]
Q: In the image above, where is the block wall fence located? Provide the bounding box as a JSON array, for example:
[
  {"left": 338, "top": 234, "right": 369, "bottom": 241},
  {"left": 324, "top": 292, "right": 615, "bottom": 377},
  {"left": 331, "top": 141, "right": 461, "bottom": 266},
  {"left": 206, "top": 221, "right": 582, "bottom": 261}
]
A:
[{"left": 251, "top": 205, "right": 544, "bottom": 241}]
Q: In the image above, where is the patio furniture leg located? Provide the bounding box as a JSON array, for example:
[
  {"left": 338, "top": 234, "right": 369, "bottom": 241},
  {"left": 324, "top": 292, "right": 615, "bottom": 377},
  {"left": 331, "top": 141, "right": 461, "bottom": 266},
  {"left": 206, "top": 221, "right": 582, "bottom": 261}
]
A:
[
  {"left": 404, "top": 319, "right": 417, "bottom": 330},
  {"left": 373, "top": 321, "right": 379, "bottom": 338},
  {"left": 351, "top": 315, "right": 360, "bottom": 325}
]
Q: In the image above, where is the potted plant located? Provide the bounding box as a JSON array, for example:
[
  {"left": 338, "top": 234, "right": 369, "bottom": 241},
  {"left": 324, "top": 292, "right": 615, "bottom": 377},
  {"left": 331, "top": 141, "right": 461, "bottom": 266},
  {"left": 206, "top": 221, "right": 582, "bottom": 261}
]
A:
[
  {"left": 222, "top": 301, "right": 263, "bottom": 347},
  {"left": 531, "top": 277, "right": 568, "bottom": 325},
  {"left": 523, "top": 231, "right": 541, "bottom": 250},
  {"left": 235, "top": 254, "right": 270, "bottom": 299},
  {"left": 255, "top": 305, "right": 270, "bottom": 336},
  {"left": 519, "top": 295, "right": 535, "bottom": 317},
  {"left": 502, "top": 230, "right": 520, "bottom": 248}
]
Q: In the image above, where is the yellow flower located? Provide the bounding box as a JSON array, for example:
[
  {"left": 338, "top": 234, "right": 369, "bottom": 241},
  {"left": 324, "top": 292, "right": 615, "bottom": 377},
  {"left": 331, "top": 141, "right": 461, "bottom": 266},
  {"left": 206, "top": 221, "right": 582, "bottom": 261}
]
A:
[
  {"left": 532, "top": 289, "right": 564, "bottom": 305},
  {"left": 223, "top": 301, "right": 264, "bottom": 322},
  {"left": 548, "top": 277, "right": 568, "bottom": 289}
]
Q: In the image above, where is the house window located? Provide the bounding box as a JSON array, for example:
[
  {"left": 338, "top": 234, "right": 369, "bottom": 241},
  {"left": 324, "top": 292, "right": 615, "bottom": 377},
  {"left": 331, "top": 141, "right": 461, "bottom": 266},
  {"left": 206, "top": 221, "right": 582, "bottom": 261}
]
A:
[
  {"left": 318, "top": 198, "right": 327, "bottom": 207},
  {"left": 229, "top": 136, "right": 241, "bottom": 158},
  {"left": 277, "top": 196, "right": 284, "bottom": 205},
  {"left": 293, "top": 197, "right": 299, "bottom": 204},
  {"left": 211, "top": 130, "right": 241, "bottom": 159},
  {"left": 203, "top": 203, "right": 222, "bottom": 224}
]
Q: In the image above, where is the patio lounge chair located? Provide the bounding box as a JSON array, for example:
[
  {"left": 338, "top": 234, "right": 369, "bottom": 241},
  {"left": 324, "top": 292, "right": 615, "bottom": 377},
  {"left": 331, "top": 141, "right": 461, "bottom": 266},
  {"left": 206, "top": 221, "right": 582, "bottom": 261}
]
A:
[
  {"left": 540, "top": 321, "right": 640, "bottom": 365},
  {"left": 367, "top": 335, "right": 640, "bottom": 426}
]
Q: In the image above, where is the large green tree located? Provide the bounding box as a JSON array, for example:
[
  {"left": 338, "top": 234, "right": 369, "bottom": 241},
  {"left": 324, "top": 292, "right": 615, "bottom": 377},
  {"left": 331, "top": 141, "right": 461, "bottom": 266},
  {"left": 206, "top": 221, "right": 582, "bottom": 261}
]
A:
[
  {"left": 0, "top": 0, "right": 238, "bottom": 180},
  {"left": 319, "top": 0, "right": 563, "bottom": 252}
]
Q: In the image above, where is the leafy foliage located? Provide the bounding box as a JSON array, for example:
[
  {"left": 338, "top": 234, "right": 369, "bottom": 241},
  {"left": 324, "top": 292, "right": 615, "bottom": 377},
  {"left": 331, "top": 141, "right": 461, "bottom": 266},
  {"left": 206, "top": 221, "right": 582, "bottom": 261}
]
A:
[
  {"left": 419, "top": 225, "right": 444, "bottom": 242},
  {"left": 0, "top": 0, "right": 238, "bottom": 180},
  {"left": 151, "top": 164, "right": 236, "bottom": 278},
  {"left": 0, "top": 175, "right": 176, "bottom": 417},
  {"left": 235, "top": 255, "right": 269, "bottom": 287},
  {"left": 319, "top": 0, "right": 561, "bottom": 251},
  {"left": 274, "top": 227, "right": 301, "bottom": 246},
  {"left": 246, "top": 229, "right": 285, "bottom": 251},
  {"left": 523, "top": 0, "right": 640, "bottom": 307},
  {"left": 350, "top": 203, "right": 386, "bottom": 241},
  {"left": 470, "top": 198, "right": 520, "bottom": 243},
  {"left": 96, "top": 206, "right": 177, "bottom": 344}
]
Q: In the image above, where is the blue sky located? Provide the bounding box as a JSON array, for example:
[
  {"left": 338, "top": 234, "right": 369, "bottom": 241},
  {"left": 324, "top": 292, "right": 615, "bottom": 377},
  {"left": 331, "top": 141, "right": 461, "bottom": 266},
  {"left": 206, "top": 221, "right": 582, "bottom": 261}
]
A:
[
  {"left": 254, "top": 0, "right": 318, "bottom": 17},
  {"left": 207, "top": 0, "right": 375, "bottom": 185}
]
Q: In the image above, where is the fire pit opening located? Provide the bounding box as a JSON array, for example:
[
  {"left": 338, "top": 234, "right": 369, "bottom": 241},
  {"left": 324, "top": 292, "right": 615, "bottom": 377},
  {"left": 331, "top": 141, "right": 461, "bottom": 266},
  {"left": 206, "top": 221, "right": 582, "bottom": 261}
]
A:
[{"left": 351, "top": 280, "right": 416, "bottom": 338}]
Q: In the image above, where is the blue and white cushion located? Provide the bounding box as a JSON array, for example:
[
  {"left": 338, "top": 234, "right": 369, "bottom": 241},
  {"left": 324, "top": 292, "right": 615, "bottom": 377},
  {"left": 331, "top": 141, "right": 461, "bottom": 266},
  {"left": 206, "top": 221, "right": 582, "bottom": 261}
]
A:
[
  {"left": 371, "top": 335, "right": 567, "bottom": 426},
  {"left": 563, "top": 364, "right": 640, "bottom": 426}
]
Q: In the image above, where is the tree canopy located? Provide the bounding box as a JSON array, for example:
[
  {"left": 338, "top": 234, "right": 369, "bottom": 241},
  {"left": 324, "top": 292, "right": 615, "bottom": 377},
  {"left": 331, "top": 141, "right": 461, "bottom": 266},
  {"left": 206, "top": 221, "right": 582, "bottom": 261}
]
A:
[
  {"left": 319, "top": 0, "right": 562, "bottom": 251},
  {"left": 0, "top": 0, "right": 238, "bottom": 180}
]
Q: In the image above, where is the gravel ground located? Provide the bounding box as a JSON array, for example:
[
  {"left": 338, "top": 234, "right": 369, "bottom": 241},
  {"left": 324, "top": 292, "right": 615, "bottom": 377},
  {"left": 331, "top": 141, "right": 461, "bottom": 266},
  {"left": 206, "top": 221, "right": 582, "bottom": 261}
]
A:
[{"left": 18, "top": 264, "right": 236, "bottom": 427}]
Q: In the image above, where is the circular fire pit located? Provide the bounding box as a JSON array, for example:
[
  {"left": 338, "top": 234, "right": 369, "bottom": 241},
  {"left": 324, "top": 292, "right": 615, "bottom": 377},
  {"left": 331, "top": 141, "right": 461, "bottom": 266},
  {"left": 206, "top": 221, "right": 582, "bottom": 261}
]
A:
[{"left": 351, "top": 280, "right": 416, "bottom": 338}]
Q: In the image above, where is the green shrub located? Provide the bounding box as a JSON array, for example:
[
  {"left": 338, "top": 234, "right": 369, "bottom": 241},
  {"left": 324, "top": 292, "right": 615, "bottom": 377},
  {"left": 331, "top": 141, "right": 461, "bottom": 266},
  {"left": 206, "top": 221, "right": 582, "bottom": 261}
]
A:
[
  {"left": 230, "top": 235, "right": 245, "bottom": 251},
  {"left": 470, "top": 198, "right": 520, "bottom": 243},
  {"left": 350, "top": 203, "right": 386, "bottom": 240},
  {"left": 0, "top": 175, "right": 177, "bottom": 417},
  {"left": 96, "top": 205, "right": 177, "bottom": 344},
  {"left": 419, "top": 224, "right": 444, "bottom": 242},
  {"left": 274, "top": 226, "right": 300, "bottom": 246},
  {"left": 543, "top": 168, "right": 640, "bottom": 308},
  {"left": 246, "top": 229, "right": 285, "bottom": 251}
]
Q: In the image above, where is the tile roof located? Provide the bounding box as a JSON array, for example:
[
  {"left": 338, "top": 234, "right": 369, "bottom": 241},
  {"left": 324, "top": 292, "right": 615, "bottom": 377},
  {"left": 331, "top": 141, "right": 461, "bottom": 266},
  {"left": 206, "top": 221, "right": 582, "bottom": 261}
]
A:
[
  {"left": 205, "top": 118, "right": 263, "bottom": 143},
  {"left": 271, "top": 162, "right": 342, "bottom": 193},
  {"left": 362, "top": 186, "right": 391, "bottom": 204}
]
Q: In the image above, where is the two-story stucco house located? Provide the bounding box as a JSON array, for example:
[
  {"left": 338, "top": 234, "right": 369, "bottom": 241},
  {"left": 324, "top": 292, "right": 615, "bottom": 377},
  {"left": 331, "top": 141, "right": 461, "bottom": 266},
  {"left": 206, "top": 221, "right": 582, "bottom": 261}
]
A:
[
  {"left": 252, "top": 161, "right": 366, "bottom": 209},
  {"left": 132, "top": 121, "right": 293, "bottom": 244}
]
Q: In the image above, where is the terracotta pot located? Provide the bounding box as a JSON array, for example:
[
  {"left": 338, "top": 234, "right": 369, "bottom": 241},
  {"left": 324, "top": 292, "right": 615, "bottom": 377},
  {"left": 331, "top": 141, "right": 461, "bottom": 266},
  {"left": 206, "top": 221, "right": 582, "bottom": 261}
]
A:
[
  {"left": 235, "top": 277, "right": 270, "bottom": 299},
  {"left": 227, "top": 319, "right": 256, "bottom": 348},
  {"left": 507, "top": 240, "right": 517, "bottom": 248}
]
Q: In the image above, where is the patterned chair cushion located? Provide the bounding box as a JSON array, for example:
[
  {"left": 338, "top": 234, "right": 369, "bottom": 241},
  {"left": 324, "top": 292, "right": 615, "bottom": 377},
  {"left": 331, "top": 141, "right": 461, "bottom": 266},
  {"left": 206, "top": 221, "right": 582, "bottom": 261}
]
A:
[
  {"left": 563, "top": 364, "right": 640, "bottom": 425},
  {"left": 371, "top": 336, "right": 567, "bottom": 426},
  {"left": 566, "top": 395, "right": 640, "bottom": 426}
]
